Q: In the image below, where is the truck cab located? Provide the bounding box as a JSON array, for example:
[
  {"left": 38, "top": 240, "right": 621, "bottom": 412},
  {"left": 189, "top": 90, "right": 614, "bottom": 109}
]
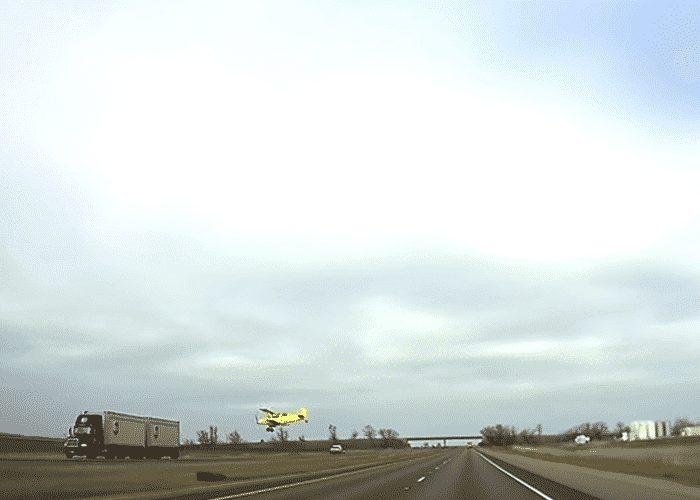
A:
[{"left": 64, "top": 412, "right": 104, "bottom": 458}]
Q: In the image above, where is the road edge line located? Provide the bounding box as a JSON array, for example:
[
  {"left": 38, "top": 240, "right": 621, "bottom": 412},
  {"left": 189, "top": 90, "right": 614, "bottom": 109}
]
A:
[{"left": 477, "top": 452, "right": 555, "bottom": 500}]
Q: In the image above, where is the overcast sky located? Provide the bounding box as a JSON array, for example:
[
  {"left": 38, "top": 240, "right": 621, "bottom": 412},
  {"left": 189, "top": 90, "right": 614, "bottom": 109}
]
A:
[{"left": 1, "top": 1, "right": 699, "bottom": 441}]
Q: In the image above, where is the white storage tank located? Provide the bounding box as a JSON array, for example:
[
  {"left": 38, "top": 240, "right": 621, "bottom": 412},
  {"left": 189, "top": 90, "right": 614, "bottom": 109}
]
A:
[
  {"left": 628, "top": 420, "right": 656, "bottom": 441},
  {"left": 654, "top": 421, "right": 670, "bottom": 438}
]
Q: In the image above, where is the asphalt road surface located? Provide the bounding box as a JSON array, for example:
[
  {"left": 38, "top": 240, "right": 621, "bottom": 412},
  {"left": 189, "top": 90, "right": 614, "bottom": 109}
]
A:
[{"left": 189, "top": 448, "right": 599, "bottom": 500}]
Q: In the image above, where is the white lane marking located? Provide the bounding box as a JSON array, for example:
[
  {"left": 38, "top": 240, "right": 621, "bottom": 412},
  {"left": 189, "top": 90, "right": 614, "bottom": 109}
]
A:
[
  {"left": 417, "top": 476, "right": 426, "bottom": 483},
  {"left": 208, "top": 474, "right": 345, "bottom": 499},
  {"left": 478, "top": 453, "right": 555, "bottom": 500},
  {"left": 209, "top": 456, "right": 434, "bottom": 500},
  {"left": 208, "top": 463, "right": 392, "bottom": 499}
]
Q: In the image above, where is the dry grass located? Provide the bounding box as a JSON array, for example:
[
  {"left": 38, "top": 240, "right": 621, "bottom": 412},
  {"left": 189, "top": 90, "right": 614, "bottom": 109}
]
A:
[
  {"left": 0, "top": 448, "right": 442, "bottom": 500},
  {"left": 504, "top": 440, "right": 700, "bottom": 488}
]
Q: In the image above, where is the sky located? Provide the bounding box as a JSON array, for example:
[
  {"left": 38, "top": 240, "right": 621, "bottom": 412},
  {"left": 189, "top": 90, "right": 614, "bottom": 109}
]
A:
[{"left": 1, "top": 0, "right": 699, "bottom": 442}]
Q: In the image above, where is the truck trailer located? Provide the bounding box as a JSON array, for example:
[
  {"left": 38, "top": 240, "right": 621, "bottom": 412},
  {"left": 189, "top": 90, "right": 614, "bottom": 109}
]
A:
[{"left": 64, "top": 410, "right": 179, "bottom": 459}]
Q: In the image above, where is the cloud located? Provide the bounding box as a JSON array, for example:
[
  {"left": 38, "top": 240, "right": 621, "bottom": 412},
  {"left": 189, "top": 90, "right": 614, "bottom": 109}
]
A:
[
  {"left": 2, "top": 1, "right": 700, "bottom": 439},
  {"left": 3, "top": 164, "right": 700, "bottom": 437}
]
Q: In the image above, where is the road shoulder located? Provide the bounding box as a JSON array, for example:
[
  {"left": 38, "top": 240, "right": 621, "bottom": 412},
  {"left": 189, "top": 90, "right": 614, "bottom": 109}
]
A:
[{"left": 480, "top": 448, "right": 700, "bottom": 500}]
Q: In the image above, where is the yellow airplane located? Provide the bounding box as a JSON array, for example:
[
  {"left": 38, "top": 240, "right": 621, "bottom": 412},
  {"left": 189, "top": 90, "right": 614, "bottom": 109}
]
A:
[{"left": 257, "top": 407, "right": 309, "bottom": 432}]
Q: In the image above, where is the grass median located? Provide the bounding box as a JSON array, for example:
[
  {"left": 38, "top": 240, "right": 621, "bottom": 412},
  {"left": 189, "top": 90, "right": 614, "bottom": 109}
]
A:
[
  {"left": 0, "top": 448, "right": 446, "bottom": 500},
  {"left": 496, "top": 439, "right": 700, "bottom": 488}
]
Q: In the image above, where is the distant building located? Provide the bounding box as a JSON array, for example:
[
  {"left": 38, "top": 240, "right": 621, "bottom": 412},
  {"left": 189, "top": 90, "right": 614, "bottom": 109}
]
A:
[
  {"left": 629, "top": 420, "right": 672, "bottom": 441},
  {"left": 680, "top": 426, "right": 700, "bottom": 437}
]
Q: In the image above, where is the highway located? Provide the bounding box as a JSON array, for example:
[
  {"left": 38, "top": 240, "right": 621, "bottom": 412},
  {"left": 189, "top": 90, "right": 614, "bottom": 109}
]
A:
[
  {"left": 7, "top": 447, "right": 696, "bottom": 499},
  {"left": 180, "top": 448, "right": 599, "bottom": 500}
]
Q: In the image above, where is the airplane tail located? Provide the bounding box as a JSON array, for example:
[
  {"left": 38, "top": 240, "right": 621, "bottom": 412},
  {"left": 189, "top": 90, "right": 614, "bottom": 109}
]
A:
[{"left": 298, "top": 407, "right": 309, "bottom": 421}]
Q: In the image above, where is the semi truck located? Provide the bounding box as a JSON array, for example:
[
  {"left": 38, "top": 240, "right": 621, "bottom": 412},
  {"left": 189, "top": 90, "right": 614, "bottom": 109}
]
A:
[{"left": 63, "top": 410, "right": 180, "bottom": 459}]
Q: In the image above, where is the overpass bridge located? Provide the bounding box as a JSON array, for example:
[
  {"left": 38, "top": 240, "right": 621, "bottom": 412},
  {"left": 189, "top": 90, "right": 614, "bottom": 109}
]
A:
[{"left": 402, "top": 435, "right": 482, "bottom": 447}]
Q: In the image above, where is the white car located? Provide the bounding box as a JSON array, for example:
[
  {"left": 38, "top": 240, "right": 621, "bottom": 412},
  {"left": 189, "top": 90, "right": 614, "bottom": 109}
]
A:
[
  {"left": 329, "top": 444, "right": 344, "bottom": 454},
  {"left": 574, "top": 435, "right": 591, "bottom": 445}
]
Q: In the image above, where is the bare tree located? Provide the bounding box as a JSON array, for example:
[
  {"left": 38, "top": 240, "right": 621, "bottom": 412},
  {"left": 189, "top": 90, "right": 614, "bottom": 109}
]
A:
[
  {"left": 363, "top": 425, "right": 376, "bottom": 440},
  {"left": 535, "top": 424, "right": 543, "bottom": 436},
  {"left": 562, "top": 421, "right": 608, "bottom": 441},
  {"left": 227, "top": 430, "right": 243, "bottom": 444},
  {"left": 209, "top": 425, "right": 218, "bottom": 446},
  {"left": 272, "top": 427, "right": 289, "bottom": 442},
  {"left": 351, "top": 430, "right": 359, "bottom": 440},
  {"left": 591, "top": 422, "right": 608, "bottom": 440},
  {"left": 378, "top": 428, "right": 400, "bottom": 447},
  {"left": 196, "top": 430, "right": 211, "bottom": 445},
  {"left": 328, "top": 424, "right": 338, "bottom": 442},
  {"left": 518, "top": 428, "right": 537, "bottom": 444},
  {"left": 378, "top": 428, "right": 399, "bottom": 439},
  {"left": 672, "top": 417, "right": 696, "bottom": 436},
  {"left": 480, "top": 424, "right": 517, "bottom": 446},
  {"left": 615, "top": 421, "right": 629, "bottom": 437}
]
